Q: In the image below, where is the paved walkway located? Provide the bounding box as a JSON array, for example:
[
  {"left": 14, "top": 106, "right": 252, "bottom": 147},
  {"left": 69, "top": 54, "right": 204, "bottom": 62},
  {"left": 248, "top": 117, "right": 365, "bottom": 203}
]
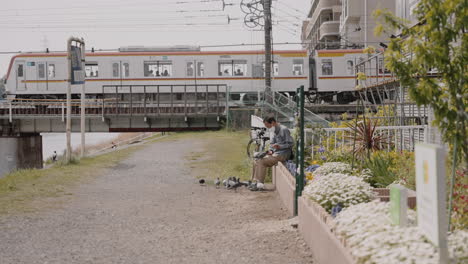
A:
[{"left": 0, "top": 138, "right": 313, "bottom": 264}]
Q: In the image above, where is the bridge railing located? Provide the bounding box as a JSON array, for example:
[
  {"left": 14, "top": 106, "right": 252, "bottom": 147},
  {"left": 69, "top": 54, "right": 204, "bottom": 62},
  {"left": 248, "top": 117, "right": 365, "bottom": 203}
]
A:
[{"left": 0, "top": 84, "right": 228, "bottom": 121}]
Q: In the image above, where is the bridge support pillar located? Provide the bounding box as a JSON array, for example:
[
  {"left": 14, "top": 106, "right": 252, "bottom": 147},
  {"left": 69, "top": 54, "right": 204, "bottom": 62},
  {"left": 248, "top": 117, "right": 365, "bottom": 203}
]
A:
[{"left": 0, "top": 134, "right": 43, "bottom": 178}]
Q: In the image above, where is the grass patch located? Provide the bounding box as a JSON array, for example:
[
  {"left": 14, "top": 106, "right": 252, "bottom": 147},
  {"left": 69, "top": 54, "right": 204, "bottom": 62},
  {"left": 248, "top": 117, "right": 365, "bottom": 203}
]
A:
[
  {"left": 178, "top": 130, "right": 253, "bottom": 182},
  {"left": 0, "top": 145, "right": 141, "bottom": 215}
]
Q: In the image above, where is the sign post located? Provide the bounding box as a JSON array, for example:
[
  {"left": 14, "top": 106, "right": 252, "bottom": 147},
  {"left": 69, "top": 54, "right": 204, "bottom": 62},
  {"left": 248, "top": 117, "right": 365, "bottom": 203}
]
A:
[
  {"left": 389, "top": 184, "right": 408, "bottom": 227},
  {"left": 66, "top": 37, "right": 86, "bottom": 163},
  {"left": 415, "top": 143, "right": 448, "bottom": 264}
]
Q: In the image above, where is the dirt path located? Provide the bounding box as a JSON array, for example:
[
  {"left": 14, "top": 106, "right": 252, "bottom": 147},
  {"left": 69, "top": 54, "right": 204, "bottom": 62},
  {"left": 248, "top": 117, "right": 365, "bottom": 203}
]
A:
[{"left": 0, "top": 137, "right": 313, "bottom": 264}]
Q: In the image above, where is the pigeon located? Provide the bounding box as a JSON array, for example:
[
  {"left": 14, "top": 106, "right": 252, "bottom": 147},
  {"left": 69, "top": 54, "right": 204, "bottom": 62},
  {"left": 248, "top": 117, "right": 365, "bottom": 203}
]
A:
[
  {"left": 199, "top": 178, "right": 206, "bottom": 185},
  {"left": 227, "top": 177, "right": 237, "bottom": 188},
  {"left": 214, "top": 178, "right": 221, "bottom": 188},
  {"left": 228, "top": 178, "right": 243, "bottom": 191}
]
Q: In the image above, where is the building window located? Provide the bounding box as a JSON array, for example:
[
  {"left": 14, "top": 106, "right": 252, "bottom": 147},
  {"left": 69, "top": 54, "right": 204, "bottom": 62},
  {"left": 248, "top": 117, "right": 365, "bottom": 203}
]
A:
[
  {"left": 187, "top": 62, "right": 194, "bottom": 76},
  {"left": 48, "top": 64, "right": 55, "bottom": 78},
  {"left": 85, "top": 62, "right": 99, "bottom": 77},
  {"left": 123, "top": 63, "right": 130, "bottom": 77},
  {"left": 293, "top": 59, "right": 304, "bottom": 76},
  {"left": 112, "top": 63, "right": 119, "bottom": 77},
  {"left": 17, "top": 64, "right": 24, "bottom": 77},
  {"left": 346, "top": 60, "right": 354, "bottom": 75},
  {"left": 219, "top": 60, "right": 247, "bottom": 76},
  {"left": 321, "top": 59, "right": 333, "bottom": 75},
  {"left": 197, "top": 62, "right": 204, "bottom": 77},
  {"left": 38, "top": 64, "right": 45, "bottom": 78},
  {"left": 144, "top": 61, "right": 173, "bottom": 77}
]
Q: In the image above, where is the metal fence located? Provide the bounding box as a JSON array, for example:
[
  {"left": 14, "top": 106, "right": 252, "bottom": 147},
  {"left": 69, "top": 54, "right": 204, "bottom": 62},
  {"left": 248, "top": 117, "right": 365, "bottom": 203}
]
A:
[{"left": 307, "top": 125, "right": 428, "bottom": 157}]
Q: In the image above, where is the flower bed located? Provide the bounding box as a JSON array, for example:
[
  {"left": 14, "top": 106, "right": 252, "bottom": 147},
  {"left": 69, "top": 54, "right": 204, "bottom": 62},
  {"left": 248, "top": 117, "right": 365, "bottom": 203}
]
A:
[
  {"left": 303, "top": 172, "right": 375, "bottom": 213},
  {"left": 298, "top": 196, "right": 355, "bottom": 264},
  {"left": 334, "top": 201, "right": 468, "bottom": 264},
  {"left": 311, "top": 162, "right": 354, "bottom": 178}
]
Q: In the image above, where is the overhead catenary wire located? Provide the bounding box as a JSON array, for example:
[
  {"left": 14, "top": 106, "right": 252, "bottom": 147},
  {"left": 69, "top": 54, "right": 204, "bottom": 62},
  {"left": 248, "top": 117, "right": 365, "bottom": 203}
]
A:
[
  {"left": 0, "top": 0, "right": 225, "bottom": 13},
  {"left": 275, "top": 1, "right": 308, "bottom": 16}
]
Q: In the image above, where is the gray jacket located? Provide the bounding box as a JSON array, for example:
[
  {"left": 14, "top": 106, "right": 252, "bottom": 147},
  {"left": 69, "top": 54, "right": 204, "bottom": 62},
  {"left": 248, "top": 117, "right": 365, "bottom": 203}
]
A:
[{"left": 269, "top": 124, "right": 293, "bottom": 159}]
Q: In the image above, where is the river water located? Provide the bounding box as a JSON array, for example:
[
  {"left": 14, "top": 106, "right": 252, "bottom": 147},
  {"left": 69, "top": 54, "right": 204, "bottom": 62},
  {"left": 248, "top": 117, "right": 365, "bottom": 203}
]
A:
[{"left": 42, "top": 133, "right": 120, "bottom": 160}]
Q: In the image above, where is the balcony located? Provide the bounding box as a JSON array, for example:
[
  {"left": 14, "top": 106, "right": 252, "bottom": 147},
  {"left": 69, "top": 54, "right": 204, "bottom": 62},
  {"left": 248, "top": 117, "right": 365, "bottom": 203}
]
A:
[{"left": 319, "top": 21, "right": 340, "bottom": 39}]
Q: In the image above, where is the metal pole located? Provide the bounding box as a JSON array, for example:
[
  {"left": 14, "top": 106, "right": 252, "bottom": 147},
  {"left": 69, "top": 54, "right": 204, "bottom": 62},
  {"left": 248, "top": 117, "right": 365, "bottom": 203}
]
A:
[
  {"left": 66, "top": 38, "right": 72, "bottom": 163},
  {"left": 294, "top": 85, "right": 305, "bottom": 216},
  {"left": 80, "top": 40, "right": 86, "bottom": 158},
  {"left": 263, "top": 0, "right": 273, "bottom": 103},
  {"left": 8, "top": 101, "right": 12, "bottom": 123}
]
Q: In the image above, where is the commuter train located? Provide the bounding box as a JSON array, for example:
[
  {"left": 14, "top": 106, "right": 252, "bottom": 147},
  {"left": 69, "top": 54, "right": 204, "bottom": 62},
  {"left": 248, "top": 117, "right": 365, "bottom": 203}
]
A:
[
  {"left": 2, "top": 46, "right": 373, "bottom": 104},
  {"left": 3, "top": 46, "right": 307, "bottom": 104}
]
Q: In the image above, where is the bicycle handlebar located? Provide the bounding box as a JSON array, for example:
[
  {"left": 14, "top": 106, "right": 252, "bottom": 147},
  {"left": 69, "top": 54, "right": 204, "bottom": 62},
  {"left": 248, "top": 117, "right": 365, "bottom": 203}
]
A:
[{"left": 251, "top": 126, "right": 267, "bottom": 131}]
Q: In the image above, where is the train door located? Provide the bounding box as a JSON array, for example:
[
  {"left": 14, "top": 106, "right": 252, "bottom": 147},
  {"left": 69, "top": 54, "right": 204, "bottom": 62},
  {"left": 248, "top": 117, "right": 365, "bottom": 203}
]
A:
[
  {"left": 16, "top": 61, "right": 26, "bottom": 91},
  {"left": 25, "top": 61, "right": 37, "bottom": 91},
  {"left": 37, "top": 62, "right": 47, "bottom": 91}
]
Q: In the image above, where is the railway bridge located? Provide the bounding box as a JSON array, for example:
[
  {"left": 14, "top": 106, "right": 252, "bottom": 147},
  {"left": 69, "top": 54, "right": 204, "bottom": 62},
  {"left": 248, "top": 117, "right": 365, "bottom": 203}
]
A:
[{"left": 0, "top": 84, "right": 228, "bottom": 176}]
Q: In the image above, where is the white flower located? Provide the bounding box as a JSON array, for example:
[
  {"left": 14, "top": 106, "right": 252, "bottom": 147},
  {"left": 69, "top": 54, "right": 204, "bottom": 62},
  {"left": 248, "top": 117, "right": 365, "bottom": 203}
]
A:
[
  {"left": 333, "top": 201, "right": 468, "bottom": 264},
  {"left": 313, "top": 162, "right": 354, "bottom": 178},
  {"left": 303, "top": 173, "right": 374, "bottom": 213}
]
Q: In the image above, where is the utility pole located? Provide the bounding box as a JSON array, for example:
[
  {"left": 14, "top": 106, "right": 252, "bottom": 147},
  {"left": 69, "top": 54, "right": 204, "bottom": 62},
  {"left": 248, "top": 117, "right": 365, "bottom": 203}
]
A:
[
  {"left": 263, "top": 0, "right": 273, "bottom": 101},
  {"left": 66, "top": 37, "right": 86, "bottom": 163},
  {"left": 240, "top": 0, "right": 273, "bottom": 103}
]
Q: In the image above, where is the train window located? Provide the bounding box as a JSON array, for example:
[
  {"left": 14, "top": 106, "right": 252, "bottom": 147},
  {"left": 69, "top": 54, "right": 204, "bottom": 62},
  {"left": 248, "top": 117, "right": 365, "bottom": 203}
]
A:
[
  {"left": 218, "top": 61, "right": 233, "bottom": 76},
  {"left": 293, "top": 59, "right": 304, "bottom": 75},
  {"left": 234, "top": 60, "right": 247, "bottom": 76},
  {"left": 85, "top": 62, "right": 99, "bottom": 77},
  {"left": 187, "top": 62, "right": 194, "bottom": 76},
  {"left": 262, "top": 62, "right": 279, "bottom": 76},
  {"left": 378, "top": 58, "right": 390, "bottom": 74},
  {"left": 48, "top": 64, "right": 55, "bottom": 78},
  {"left": 321, "top": 59, "right": 333, "bottom": 75},
  {"left": 112, "top": 63, "right": 120, "bottom": 77},
  {"left": 144, "top": 61, "right": 172, "bottom": 77},
  {"left": 123, "top": 63, "right": 130, "bottom": 77},
  {"left": 197, "top": 62, "right": 205, "bottom": 77},
  {"left": 346, "top": 60, "right": 354, "bottom": 75},
  {"left": 38, "top": 63, "right": 45, "bottom": 78},
  {"left": 218, "top": 60, "right": 247, "bottom": 76},
  {"left": 17, "top": 64, "right": 24, "bottom": 77}
]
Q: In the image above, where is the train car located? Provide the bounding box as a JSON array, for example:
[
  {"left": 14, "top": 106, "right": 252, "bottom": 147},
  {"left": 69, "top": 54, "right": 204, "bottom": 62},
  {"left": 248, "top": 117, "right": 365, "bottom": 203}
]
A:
[
  {"left": 3, "top": 46, "right": 309, "bottom": 103},
  {"left": 308, "top": 49, "right": 369, "bottom": 104}
]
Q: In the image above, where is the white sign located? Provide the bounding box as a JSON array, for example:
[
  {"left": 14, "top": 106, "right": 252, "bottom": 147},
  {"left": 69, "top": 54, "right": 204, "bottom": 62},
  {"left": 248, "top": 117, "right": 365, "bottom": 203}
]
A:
[
  {"left": 415, "top": 143, "right": 448, "bottom": 262},
  {"left": 73, "top": 70, "right": 85, "bottom": 83}
]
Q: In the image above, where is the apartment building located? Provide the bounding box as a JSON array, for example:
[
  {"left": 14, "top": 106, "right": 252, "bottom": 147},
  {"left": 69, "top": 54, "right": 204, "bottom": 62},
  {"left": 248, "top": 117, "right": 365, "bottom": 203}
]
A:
[
  {"left": 339, "top": 0, "right": 395, "bottom": 48},
  {"left": 302, "top": 0, "right": 396, "bottom": 53},
  {"left": 302, "top": 0, "right": 342, "bottom": 53}
]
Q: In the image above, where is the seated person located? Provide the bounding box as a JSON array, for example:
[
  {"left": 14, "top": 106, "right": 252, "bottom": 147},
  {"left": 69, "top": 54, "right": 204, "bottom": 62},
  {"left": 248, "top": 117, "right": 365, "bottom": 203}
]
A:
[
  {"left": 251, "top": 116, "right": 293, "bottom": 190},
  {"left": 235, "top": 69, "right": 243, "bottom": 76},
  {"left": 155, "top": 70, "right": 160, "bottom": 77},
  {"left": 163, "top": 70, "right": 169, "bottom": 76}
]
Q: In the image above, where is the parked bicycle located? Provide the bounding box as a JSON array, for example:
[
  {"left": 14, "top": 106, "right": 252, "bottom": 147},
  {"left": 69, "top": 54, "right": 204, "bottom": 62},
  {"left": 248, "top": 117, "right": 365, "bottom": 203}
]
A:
[{"left": 246, "top": 126, "right": 270, "bottom": 160}]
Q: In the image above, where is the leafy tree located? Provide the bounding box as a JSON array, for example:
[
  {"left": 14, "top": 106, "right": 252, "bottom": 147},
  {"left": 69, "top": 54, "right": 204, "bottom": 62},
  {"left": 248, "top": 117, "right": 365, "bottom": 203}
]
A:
[{"left": 374, "top": 0, "right": 467, "bottom": 164}]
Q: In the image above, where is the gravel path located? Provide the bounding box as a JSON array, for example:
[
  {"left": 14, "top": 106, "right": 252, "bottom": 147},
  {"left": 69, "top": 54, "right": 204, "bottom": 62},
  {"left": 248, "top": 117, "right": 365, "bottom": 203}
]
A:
[{"left": 0, "top": 138, "right": 313, "bottom": 264}]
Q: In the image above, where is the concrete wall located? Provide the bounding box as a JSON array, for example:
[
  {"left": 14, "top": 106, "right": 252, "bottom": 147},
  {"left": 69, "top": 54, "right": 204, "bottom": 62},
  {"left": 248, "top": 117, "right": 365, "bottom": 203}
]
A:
[
  {"left": 0, "top": 134, "right": 43, "bottom": 178},
  {"left": 272, "top": 163, "right": 296, "bottom": 217},
  {"left": 298, "top": 197, "right": 356, "bottom": 264}
]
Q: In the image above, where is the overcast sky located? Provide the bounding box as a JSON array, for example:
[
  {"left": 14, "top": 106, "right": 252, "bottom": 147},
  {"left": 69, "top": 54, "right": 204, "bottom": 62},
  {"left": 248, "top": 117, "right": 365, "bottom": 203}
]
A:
[{"left": 0, "top": 0, "right": 310, "bottom": 76}]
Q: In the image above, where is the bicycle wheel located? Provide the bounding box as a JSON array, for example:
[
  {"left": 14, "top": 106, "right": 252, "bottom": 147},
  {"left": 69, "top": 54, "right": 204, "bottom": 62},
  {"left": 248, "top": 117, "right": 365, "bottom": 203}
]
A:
[{"left": 246, "top": 139, "right": 260, "bottom": 159}]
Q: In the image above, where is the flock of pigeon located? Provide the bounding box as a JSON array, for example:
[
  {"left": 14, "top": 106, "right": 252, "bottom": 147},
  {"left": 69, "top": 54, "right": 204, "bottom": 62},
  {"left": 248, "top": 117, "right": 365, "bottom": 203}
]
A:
[{"left": 198, "top": 177, "right": 264, "bottom": 191}]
